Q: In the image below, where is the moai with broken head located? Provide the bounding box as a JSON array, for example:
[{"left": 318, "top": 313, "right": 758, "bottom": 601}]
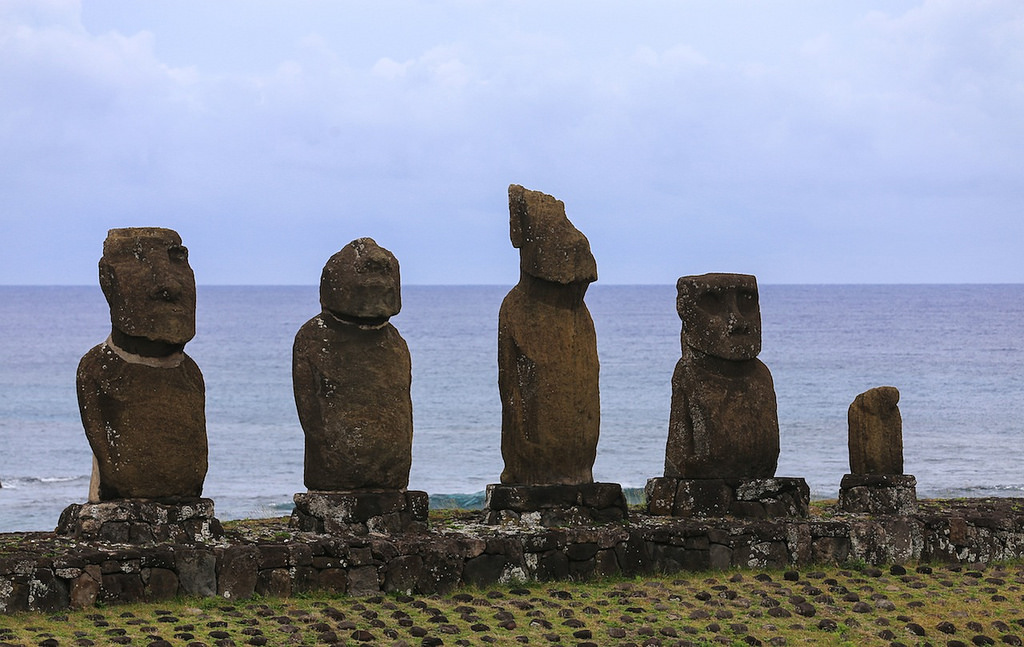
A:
[
  {"left": 57, "top": 227, "right": 221, "bottom": 543},
  {"left": 838, "top": 386, "right": 917, "bottom": 514},
  {"left": 486, "top": 184, "right": 627, "bottom": 526},
  {"left": 290, "top": 238, "right": 428, "bottom": 534},
  {"left": 646, "top": 273, "right": 809, "bottom": 519}
]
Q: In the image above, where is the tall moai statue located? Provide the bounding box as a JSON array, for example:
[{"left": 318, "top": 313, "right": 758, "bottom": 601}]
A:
[
  {"left": 290, "top": 238, "right": 427, "bottom": 534},
  {"left": 58, "top": 227, "right": 220, "bottom": 543},
  {"left": 838, "top": 386, "right": 917, "bottom": 514},
  {"left": 487, "top": 185, "right": 627, "bottom": 526},
  {"left": 646, "top": 273, "right": 809, "bottom": 519}
]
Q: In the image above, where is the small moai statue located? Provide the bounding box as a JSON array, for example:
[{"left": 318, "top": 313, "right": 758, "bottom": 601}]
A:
[
  {"left": 646, "top": 273, "right": 808, "bottom": 519},
  {"left": 487, "top": 184, "right": 627, "bottom": 526},
  {"left": 290, "top": 238, "right": 427, "bottom": 534},
  {"left": 838, "top": 386, "right": 917, "bottom": 514},
  {"left": 58, "top": 227, "right": 220, "bottom": 543}
]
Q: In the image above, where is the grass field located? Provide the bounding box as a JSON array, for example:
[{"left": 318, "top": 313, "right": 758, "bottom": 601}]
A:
[{"left": 3, "top": 558, "right": 1023, "bottom": 646}]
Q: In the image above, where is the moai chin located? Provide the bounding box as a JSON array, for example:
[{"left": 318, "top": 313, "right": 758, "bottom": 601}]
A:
[
  {"left": 292, "top": 237, "right": 413, "bottom": 491},
  {"left": 664, "top": 273, "right": 780, "bottom": 479},
  {"left": 497, "top": 184, "right": 600, "bottom": 485},
  {"left": 76, "top": 227, "right": 207, "bottom": 501}
]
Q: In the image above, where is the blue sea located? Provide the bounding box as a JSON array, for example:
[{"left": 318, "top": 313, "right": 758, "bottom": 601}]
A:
[{"left": 1, "top": 285, "right": 1022, "bottom": 533}]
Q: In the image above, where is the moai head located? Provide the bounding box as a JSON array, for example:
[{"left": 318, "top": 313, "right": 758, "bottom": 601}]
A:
[
  {"left": 509, "top": 184, "right": 597, "bottom": 285},
  {"left": 677, "top": 273, "right": 761, "bottom": 361},
  {"left": 320, "top": 238, "right": 401, "bottom": 323},
  {"left": 98, "top": 227, "right": 196, "bottom": 347}
]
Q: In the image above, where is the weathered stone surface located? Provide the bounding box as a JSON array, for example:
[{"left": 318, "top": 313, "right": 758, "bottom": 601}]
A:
[
  {"left": 78, "top": 227, "right": 207, "bottom": 501},
  {"left": 665, "top": 273, "right": 779, "bottom": 479},
  {"left": 290, "top": 490, "right": 428, "bottom": 535},
  {"left": 484, "top": 483, "right": 628, "bottom": 527},
  {"left": 839, "top": 474, "right": 918, "bottom": 514},
  {"left": 55, "top": 499, "right": 223, "bottom": 544},
  {"left": 293, "top": 238, "right": 413, "bottom": 491},
  {"left": 10, "top": 499, "right": 1024, "bottom": 613},
  {"left": 498, "top": 184, "right": 600, "bottom": 485},
  {"left": 848, "top": 386, "right": 904, "bottom": 475},
  {"left": 646, "top": 477, "right": 809, "bottom": 519}
]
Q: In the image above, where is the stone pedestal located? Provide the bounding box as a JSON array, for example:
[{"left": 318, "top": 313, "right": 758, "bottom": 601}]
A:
[
  {"left": 56, "top": 498, "right": 223, "bottom": 544},
  {"left": 646, "top": 477, "right": 809, "bottom": 519},
  {"left": 290, "top": 490, "right": 429, "bottom": 535},
  {"left": 838, "top": 474, "right": 917, "bottom": 514},
  {"left": 484, "top": 482, "right": 629, "bottom": 526}
]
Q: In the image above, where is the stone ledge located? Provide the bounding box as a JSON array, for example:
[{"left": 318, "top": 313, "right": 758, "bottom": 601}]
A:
[
  {"left": 4, "top": 498, "right": 1024, "bottom": 613},
  {"left": 483, "top": 482, "right": 629, "bottom": 526},
  {"left": 839, "top": 473, "right": 918, "bottom": 515},
  {"left": 290, "top": 490, "right": 429, "bottom": 535},
  {"left": 646, "top": 477, "right": 810, "bottom": 519},
  {"left": 55, "top": 498, "right": 224, "bottom": 544}
]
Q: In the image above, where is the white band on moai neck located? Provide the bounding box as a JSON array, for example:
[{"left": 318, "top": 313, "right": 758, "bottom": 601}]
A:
[{"left": 106, "top": 335, "right": 185, "bottom": 368}]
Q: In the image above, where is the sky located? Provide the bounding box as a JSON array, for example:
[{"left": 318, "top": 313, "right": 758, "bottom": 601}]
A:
[{"left": 2, "top": 0, "right": 1022, "bottom": 285}]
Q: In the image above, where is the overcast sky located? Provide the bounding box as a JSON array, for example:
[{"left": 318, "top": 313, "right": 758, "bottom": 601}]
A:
[{"left": 2, "top": 1, "right": 1022, "bottom": 285}]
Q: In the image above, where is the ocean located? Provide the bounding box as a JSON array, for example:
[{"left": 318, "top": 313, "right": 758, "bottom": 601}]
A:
[{"left": 1, "top": 284, "right": 1022, "bottom": 533}]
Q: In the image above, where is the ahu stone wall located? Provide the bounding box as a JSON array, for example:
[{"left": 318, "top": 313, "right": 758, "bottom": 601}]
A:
[{"left": 4, "top": 500, "right": 1024, "bottom": 614}]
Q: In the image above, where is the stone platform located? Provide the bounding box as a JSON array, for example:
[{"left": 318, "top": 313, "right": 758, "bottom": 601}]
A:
[
  {"left": 290, "top": 490, "right": 429, "bottom": 535},
  {"left": 646, "top": 477, "right": 810, "bottom": 519},
  {"left": 7, "top": 498, "right": 1024, "bottom": 613},
  {"left": 484, "top": 482, "right": 629, "bottom": 526},
  {"left": 55, "top": 498, "right": 224, "bottom": 544},
  {"left": 838, "top": 474, "right": 918, "bottom": 514}
]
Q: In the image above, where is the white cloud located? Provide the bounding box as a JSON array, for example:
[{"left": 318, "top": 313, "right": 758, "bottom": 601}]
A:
[{"left": 1, "top": 1, "right": 1022, "bottom": 284}]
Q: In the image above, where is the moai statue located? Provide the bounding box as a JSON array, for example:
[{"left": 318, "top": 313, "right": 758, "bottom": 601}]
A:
[
  {"left": 488, "top": 185, "right": 626, "bottom": 526},
  {"left": 79, "top": 228, "right": 206, "bottom": 500},
  {"left": 498, "top": 184, "right": 599, "bottom": 485},
  {"left": 647, "top": 273, "right": 808, "bottom": 519},
  {"left": 59, "top": 228, "right": 219, "bottom": 543},
  {"left": 290, "top": 238, "right": 427, "bottom": 534},
  {"left": 839, "top": 386, "right": 917, "bottom": 514},
  {"left": 665, "top": 273, "right": 779, "bottom": 479},
  {"left": 848, "top": 386, "right": 903, "bottom": 475}
]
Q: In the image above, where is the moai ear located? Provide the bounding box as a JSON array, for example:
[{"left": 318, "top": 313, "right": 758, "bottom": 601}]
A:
[{"left": 509, "top": 184, "right": 526, "bottom": 249}]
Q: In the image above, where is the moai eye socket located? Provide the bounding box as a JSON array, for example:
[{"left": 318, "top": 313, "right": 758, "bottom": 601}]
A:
[
  {"left": 736, "top": 288, "right": 757, "bottom": 315},
  {"left": 696, "top": 289, "right": 722, "bottom": 313}
]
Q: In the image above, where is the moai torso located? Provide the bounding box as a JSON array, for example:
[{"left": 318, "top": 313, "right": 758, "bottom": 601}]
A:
[
  {"left": 77, "top": 228, "right": 207, "bottom": 501},
  {"left": 498, "top": 185, "right": 600, "bottom": 485},
  {"left": 293, "top": 238, "right": 413, "bottom": 491},
  {"left": 664, "top": 273, "right": 779, "bottom": 479}
]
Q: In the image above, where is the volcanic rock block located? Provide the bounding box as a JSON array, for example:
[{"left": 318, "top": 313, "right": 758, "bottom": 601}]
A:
[
  {"left": 56, "top": 498, "right": 223, "bottom": 544},
  {"left": 291, "top": 490, "right": 429, "bottom": 535},
  {"left": 484, "top": 483, "right": 629, "bottom": 526},
  {"left": 293, "top": 238, "right": 413, "bottom": 492},
  {"left": 664, "top": 273, "right": 779, "bottom": 479},
  {"left": 838, "top": 474, "right": 918, "bottom": 515},
  {"left": 497, "top": 184, "right": 600, "bottom": 486},
  {"left": 74, "top": 227, "right": 209, "bottom": 503},
  {"left": 645, "top": 477, "right": 810, "bottom": 519}
]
